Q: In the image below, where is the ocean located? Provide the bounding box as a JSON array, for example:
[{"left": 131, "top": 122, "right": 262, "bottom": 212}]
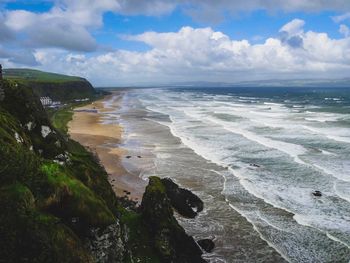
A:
[{"left": 106, "top": 86, "right": 350, "bottom": 262}]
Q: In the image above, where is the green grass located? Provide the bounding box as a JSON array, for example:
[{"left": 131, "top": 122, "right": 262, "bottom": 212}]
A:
[
  {"left": 48, "top": 100, "right": 93, "bottom": 134},
  {"left": 3, "top": 68, "right": 83, "bottom": 83},
  {"left": 49, "top": 106, "right": 75, "bottom": 134},
  {"left": 120, "top": 210, "right": 161, "bottom": 263},
  {"left": 0, "top": 79, "right": 163, "bottom": 262},
  {"left": 0, "top": 183, "right": 94, "bottom": 262},
  {"left": 3, "top": 69, "right": 101, "bottom": 103},
  {"left": 0, "top": 183, "right": 35, "bottom": 211},
  {"left": 40, "top": 163, "right": 116, "bottom": 228}
]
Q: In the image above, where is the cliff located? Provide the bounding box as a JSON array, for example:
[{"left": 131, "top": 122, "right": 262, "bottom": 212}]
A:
[
  {"left": 3, "top": 69, "right": 97, "bottom": 101},
  {"left": 0, "top": 79, "right": 209, "bottom": 263},
  {"left": 141, "top": 177, "right": 205, "bottom": 263},
  {"left": 0, "top": 79, "right": 124, "bottom": 262}
]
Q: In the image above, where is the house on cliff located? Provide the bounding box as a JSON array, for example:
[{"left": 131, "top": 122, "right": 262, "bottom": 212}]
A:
[{"left": 40, "top": 97, "right": 53, "bottom": 106}]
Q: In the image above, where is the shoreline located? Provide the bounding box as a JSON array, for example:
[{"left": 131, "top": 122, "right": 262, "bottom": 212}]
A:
[{"left": 68, "top": 92, "right": 147, "bottom": 202}]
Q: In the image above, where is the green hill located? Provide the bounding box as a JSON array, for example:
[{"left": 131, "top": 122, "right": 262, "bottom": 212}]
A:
[
  {"left": 3, "top": 68, "right": 82, "bottom": 83},
  {"left": 3, "top": 69, "right": 96, "bottom": 102}
]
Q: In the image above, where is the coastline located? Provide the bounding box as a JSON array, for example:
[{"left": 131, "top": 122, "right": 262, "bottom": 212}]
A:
[
  {"left": 68, "top": 91, "right": 147, "bottom": 202},
  {"left": 66, "top": 87, "right": 350, "bottom": 262}
]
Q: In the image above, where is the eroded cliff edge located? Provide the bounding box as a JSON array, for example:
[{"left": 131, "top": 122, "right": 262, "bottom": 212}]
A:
[{"left": 0, "top": 79, "right": 210, "bottom": 263}]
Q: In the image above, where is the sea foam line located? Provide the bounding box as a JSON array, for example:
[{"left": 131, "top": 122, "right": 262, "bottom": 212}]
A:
[
  {"left": 215, "top": 170, "right": 292, "bottom": 262},
  {"left": 180, "top": 110, "right": 308, "bottom": 165},
  {"left": 293, "top": 214, "right": 350, "bottom": 249},
  {"left": 179, "top": 107, "right": 350, "bottom": 185},
  {"left": 146, "top": 102, "right": 350, "bottom": 190},
  {"left": 143, "top": 104, "right": 349, "bottom": 260}
]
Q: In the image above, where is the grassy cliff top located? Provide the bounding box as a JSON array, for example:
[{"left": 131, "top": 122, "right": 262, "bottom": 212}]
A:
[{"left": 3, "top": 68, "right": 84, "bottom": 83}]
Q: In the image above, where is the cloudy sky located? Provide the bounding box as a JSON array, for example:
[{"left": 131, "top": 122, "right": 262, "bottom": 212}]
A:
[{"left": 1, "top": 0, "right": 350, "bottom": 86}]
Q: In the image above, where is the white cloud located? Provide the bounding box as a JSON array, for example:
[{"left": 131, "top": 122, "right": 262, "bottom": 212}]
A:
[
  {"left": 180, "top": 0, "right": 350, "bottom": 23},
  {"left": 339, "top": 24, "right": 350, "bottom": 37},
  {"left": 332, "top": 12, "right": 350, "bottom": 23},
  {"left": 28, "top": 21, "right": 350, "bottom": 86},
  {"left": 2, "top": 0, "right": 120, "bottom": 52},
  {"left": 4, "top": 7, "right": 98, "bottom": 51},
  {"left": 280, "top": 19, "right": 305, "bottom": 35},
  {"left": 114, "top": 0, "right": 176, "bottom": 16},
  {"left": 2, "top": 0, "right": 350, "bottom": 52},
  {"left": 111, "top": 0, "right": 350, "bottom": 19},
  {"left": 2, "top": 1, "right": 350, "bottom": 84},
  {"left": 0, "top": 13, "right": 13, "bottom": 42}
]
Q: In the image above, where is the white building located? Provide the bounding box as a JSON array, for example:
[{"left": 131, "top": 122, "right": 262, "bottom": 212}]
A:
[
  {"left": 74, "top": 98, "right": 90, "bottom": 102},
  {"left": 40, "top": 97, "right": 53, "bottom": 106}
]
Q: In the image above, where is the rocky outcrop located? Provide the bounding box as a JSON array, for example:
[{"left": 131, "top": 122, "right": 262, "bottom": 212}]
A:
[
  {"left": 85, "top": 222, "right": 127, "bottom": 263},
  {"left": 197, "top": 239, "right": 215, "bottom": 253},
  {"left": 312, "top": 190, "right": 322, "bottom": 197},
  {"left": 161, "top": 178, "right": 203, "bottom": 218},
  {"left": 141, "top": 176, "right": 206, "bottom": 263},
  {"left": 0, "top": 80, "right": 67, "bottom": 159}
]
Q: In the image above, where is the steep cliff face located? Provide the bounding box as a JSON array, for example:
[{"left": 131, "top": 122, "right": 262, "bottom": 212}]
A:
[
  {"left": 27, "top": 80, "right": 97, "bottom": 101},
  {"left": 0, "top": 79, "right": 209, "bottom": 263},
  {"left": 0, "top": 80, "right": 126, "bottom": 262},
  {"left": 141, "top": 177, "right": 206, "bottom": 263},
  {"left": 3, "top": 69, "right": 97, "bottom": 101}
]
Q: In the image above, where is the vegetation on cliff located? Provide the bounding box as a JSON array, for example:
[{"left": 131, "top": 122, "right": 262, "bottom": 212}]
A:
[
  {"left": 0, "top": 78, "right": 209, "bottom": 263},
  {"left": 141, "top": 177, "right": 205, "bottom": 263},
  {"left": 3, "top": 69, "right": 98, "bottom": 101},
  {"left": 0, "top": 79, "right": 123, "bottom": 262}
]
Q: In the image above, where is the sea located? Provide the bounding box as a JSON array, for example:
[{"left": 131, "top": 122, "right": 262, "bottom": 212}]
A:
[{"left": 105, "top": 86, "right": 350, "bottom": 263}]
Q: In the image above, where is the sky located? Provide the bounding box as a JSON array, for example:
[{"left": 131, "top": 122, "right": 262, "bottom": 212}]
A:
[{"left": 0, "top": 0, "right": 350, "bottom": 86}]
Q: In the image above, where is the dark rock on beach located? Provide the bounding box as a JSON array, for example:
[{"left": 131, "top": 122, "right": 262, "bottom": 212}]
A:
[
  {"left": 197, "top": 239, "right": 215, "bottom": 253},
  {"left": 141, "top": 176, "right": 206, "bottom": 263},
  {"left": 161, "top": 178, "right": 204, "bottom": 218},
  {"left": 312, "top": 190, "right": 322, "bottom": 197}
]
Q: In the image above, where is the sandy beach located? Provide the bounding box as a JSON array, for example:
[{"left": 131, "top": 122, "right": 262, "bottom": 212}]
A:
[{"left": 68, "top": 92, "right": 147, "bottom": 202}]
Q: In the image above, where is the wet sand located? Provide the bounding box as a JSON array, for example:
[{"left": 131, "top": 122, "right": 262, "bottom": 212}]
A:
[{"left": 68, "top": 92, "right": 147, "bottom": 201}]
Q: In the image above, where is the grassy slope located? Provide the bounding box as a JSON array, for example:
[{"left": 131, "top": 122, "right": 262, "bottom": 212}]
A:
[
  {"left": 0, "top": 77, "right": 180, "bottom": 263},
  {"left": 3, "top": 68, "right": 98, "bottom": 102},
  {"left": 3, "top": 69, "right": 82, "bottom": 83},
  {"left": 48, "top": 100, "right": 93, "bottom": 134},
  {"left": 49, "top": 96, "right": 162, "bottom": 262},
  {"left": 0, "top": 80, "right": 121, "bottom": 262},
  {"left": 49, "top": 106, "right": 74, "bottom": 134}
]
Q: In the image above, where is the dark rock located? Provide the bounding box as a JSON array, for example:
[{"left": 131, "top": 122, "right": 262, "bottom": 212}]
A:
[
  {"left": 85, "top": 222, "right": 127, "bottom": 263},
  {"left": 161, "top": 178, "right": 203, "bottom": 218},
  {"left": 117, "top": 196, "right": 137, "bottom": 211},
  {"left": 197, "top": 239, "right": 215, "bottom": 253},
  {"left": 123, "top": 190, "right": 131, "bottom": 195},
  {"left": 141, "top": 176, "right": 206, "bottom": 263},
  {"left": 0, "top": 80, "right": 68, "bottom": 159},
  {"left": 125, "top": 156, "right": 132, "bottom": 159},
  {"left": 137, "top": 155, "right": 142, "bottom": 158},
  {"left": 312, "top": 190, "right": 322, "bottom": 197}
]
